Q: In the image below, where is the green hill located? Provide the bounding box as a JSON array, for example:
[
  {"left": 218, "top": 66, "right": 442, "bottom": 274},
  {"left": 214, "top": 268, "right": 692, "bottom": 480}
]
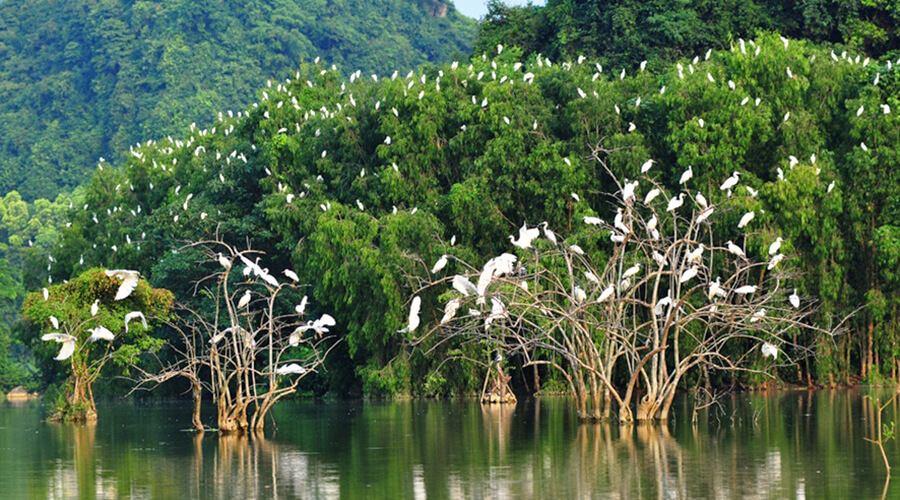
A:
[{"left": 0, "top": 0, "right": 476, "bottom": 200}]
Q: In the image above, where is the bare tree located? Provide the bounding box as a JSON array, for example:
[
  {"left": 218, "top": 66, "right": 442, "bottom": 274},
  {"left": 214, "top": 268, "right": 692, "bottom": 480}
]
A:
[
  {"left": 414, "top": 158, "right": 847, "bottom": 422},
  {"left": 133, "top": 239, "right": 336, "bottom": 433}
]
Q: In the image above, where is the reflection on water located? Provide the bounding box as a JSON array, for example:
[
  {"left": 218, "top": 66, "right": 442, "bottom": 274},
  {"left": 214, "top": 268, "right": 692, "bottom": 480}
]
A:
[{"left": 1, "top": 390, "right": 900, "bottom": 498}]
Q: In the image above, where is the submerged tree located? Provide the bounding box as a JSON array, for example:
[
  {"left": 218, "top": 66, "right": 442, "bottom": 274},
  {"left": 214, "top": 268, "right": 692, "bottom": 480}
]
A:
[
  {"left": 21, "top": 268, "right": 173, "bottom": 421},
  {"left": 413, "top": 156, "right": 846, "bottom": 422},
  {"left": 134, "top": 239, "right": 335, "bottom": 434}
]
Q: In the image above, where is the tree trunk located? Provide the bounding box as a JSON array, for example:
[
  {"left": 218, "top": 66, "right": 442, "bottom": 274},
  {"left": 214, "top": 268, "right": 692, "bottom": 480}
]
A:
[{"left": 191, "top": 379, "right": 203, "bottom": 432}]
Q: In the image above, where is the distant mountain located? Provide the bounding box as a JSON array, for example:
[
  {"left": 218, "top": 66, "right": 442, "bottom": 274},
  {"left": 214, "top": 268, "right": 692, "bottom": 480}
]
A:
[{"left": 0, "top": 0, "right": 476, "bottom": 200}]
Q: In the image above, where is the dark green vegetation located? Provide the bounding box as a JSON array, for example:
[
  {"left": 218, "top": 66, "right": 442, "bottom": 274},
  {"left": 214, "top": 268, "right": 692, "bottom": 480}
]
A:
[
  {"left": 2, "top": 0, "right": 900, "bottom": 403},
  {"left": 0, "top": 0, "right": 475, "bottom": 200},
  {"left": 12, "top": 33, "right": 892, "bottom": 399},
  {"left": 475, "top": 0, "right": 900, "bottom": 71}
]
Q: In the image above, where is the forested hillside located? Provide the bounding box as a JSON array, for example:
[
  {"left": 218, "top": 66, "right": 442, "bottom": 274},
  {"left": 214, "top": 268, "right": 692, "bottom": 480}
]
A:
[
  {"left": 475, "top": 0, "right": 900, "bottom": 70},
  {"left": 19, "top": 34, "right": 896, "bottom": 396},
  {"left": 0, "top": 0, "right": 475, "bottom": 200}
]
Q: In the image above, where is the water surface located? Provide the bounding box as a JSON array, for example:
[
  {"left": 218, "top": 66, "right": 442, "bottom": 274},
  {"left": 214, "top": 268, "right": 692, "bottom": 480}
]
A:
[{"left": 1, "top": 389, "right": 898, "bottom": 498}]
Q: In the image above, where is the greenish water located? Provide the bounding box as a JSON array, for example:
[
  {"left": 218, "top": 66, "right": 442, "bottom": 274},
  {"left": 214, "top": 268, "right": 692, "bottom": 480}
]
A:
[{"left": 1, "top": 390, "right": 898, "bottom": 499}]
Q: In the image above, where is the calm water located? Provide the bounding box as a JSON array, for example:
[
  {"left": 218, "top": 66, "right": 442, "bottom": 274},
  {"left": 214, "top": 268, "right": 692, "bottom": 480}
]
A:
[{"left": 1, "top": 390, "right": 899, "bottom": 499}]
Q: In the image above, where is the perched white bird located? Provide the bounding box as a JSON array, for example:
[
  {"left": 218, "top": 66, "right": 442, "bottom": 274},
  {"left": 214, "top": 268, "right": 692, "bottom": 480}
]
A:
[
  {"left": 49, "top": 316, "right": 59, "bottom": 329},
  {"left": 584, "top": 271, "right": 600, "bottom": 285},
  {"left": 597, "top": 284, "right": 616, "bottom": 303},
  {"left": 644, "top": 188, "right": 661, "bottom": 205},
  {"left": 738, "top": 211, "right": 755, "bottom": 229},
  {"left": 452, "top": 275, "right": 478, "bottom": 296},
  {"left": 720, "top": 172, "right": 740, "bottom": 191},
  {"left": 105, "top": 269, "right": 140, "bottom": 300},
  {"left": 295, "top": 296, "right": 309, "bottom": 315},
  {"left": 431, "top": 255, "right": 449, "bottom": 274},
  {"left": 726, "top": 241, "right": 745, "bottom": 258},
  {"left": 573, "top": 286, "right": 587, "bottom": 304},
  {"left": 218, "top": 253, "right": 232, "bottom": 270},
  {"left": 43, "top": 288, "right": 49, "bottom": 300},
  {"left": 768, "top": 237, "right": 783, "bottom": 255},
  {"left": 761, "top": 342, "right": 778, "bottom": 359},
  {"left": 541, "top": 222, "right": 558, "bottom": 245},
  {"left": 569, "top": 244, "right": 585, "bottom": 255},
  {"left": 91, "top": 299, "right": 100, "bottom": 317},
  {"left": 275, "top": 363, "right": 308, "bottom": 375},
  {"left": 622, "top": 180, "right": 639, "bottom": 203},
  {"left": 124, "top": 311, "right": 147, "bottom": 332},
  {"left": 695, "top": 193, "right": 708, "bottom": 210},
  {"left": 641, "top": 159, "right": 655, "bottom": 173},
  {"left": 441, "top": 298, "right": 461, "bottom": 324},
  {"left": 667, "top": 193, "right": 685, "bottom": 212},
  {"left": 510, "top": 223, "right": 541, "bottom": 249},
  {"left": 767, "top": 254, "right": 784, "bottom": 270},
  {"left": 583, "top": 216, "right": 603, "bottom": 226},
  {"left": 750, "top": 309, "right": 766, "bottom": 323},
  {"left": 88, "top": 326, "right": 115, "bottom": 342},
  {"left": 679, "top": 266, "right": 699, "bottom": 284},
  {"left": 397, "top": 296, "right": 421, "bottom": 333},
  {"left": 238, "top": 290, "right": 252, "bottom": 309},
  {"left": 622, "top": 263, "right": 641, "bottom": 280},
  {"left": 283, "top": 269, "right": 300, "bottom": 282},
  {"left": 42, "top": 333, "right": 77, "bottom": 360},
  {"left": 687, "top": 244, "right": 704, "bottom": 263},
  {"left": 708, "top": 277, "right": 725, "bottom": 300},
  {"left": 647, "top": 214, "right": 658, "bottom": 232},
  {"left": 734, "top": 285, "right": 758, "bottom": 295},
  {"left": 654, "top": 295, "right": 673, "bottom": 316},
  {"left": 679, "top": 165, "right": 693, "bottom": 185},
  {"left": 789, "top": 289, "right": 800, "bottom": 308}
]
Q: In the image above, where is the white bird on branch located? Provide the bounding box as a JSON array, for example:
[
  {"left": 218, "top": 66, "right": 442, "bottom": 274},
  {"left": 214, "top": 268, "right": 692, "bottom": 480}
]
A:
[
  {"left": 726, "top": 241, "right": 745, "bottom": 258},
  {"left": 738, "top": 211, "right": 755, "bottom": 229},
  {"left": 789, "top": 289, "right": 800, "bottom": 308},
  {"left": 275, "top": 363, "right": 308, "bottom": 375},
  {"left": 441, "top": 298, "right": 461, "bottom": 324},
  {"left": 645, "top": 188, "right": 661, "bottom": 204},
  {"left": 541, "top": 222, "right": 558, "bottom": 245},
  {"left": 397, "top": 296, "right": 421, "bottom": 333},
  {"left": 768, "top": 237, "right": 783, "bottom": 255},
  {"left": 679, "top": 266, "right": 699, "bottom": 284},
  {"left": 91, "top": 299, "right": 100, "bottom": 317},
  {"left": 734, "top": 285, "right": 758, "bottom": 295},
  {"left": 432, "top": 254, "right": 449, "bottom": 273},
  {"left": 289, "top": 314, "right": 336, "bottom": 344},
  {"left": 238, "top": 290, "right": 252, "bottom": 309},
  {"left": 667, "top": 193, "right": 685, "bottom": 212},
  {"left": 622, "top": 263, "right": 641, "bottom": 280},
  {"left": 283, "top": 269, "right": 300, "bottom": 282},
  {"left": 597, "top": 284, "right": 616, "bottom": 303},
  {"left": 679, "top": 165, "right": 693, "bottom": 185},
  {"left": 510, "top": 223, "right": 540, "bottom": 249},
  {"left": 720, "top": 171, "right": 740, "bottom": 191},
  {"left": 761, "top": 342, "right": 778, "bottom": 359},
  {"left": 452, "top": 275, "right": 478, "bottom": 296}
]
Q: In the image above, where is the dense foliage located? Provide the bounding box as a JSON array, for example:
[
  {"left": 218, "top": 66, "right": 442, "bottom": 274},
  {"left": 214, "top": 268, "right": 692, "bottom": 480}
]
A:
[
  {"left": 26, "top": 33, "right": 894, "bottom": 397},
  {"left": 0, "top": 0, "right": 475, "bottom": 200},
  {"left": 474, "top": 0, "right": 900, "bottom": 71}
]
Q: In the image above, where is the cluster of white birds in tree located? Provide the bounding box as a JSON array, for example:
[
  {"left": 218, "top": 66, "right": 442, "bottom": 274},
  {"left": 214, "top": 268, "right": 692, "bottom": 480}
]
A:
[{"left": 41, "top": 269, "right": 148, "bottom": 361}]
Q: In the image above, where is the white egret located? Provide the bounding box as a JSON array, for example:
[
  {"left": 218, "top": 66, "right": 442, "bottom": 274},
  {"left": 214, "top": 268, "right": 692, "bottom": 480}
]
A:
[
  {"left": 761, "top": 342, "right": 778, "bottom": 359},
  {"left": 750, "top": 309, "right": 766, "bottom": 323},
  {"left": 238, "top": 290, "right": 251, "bottom": 309},
  {"left": 584, "top": 271, "right": 600, "bottom": 285},
  {"left": 569, "top": 244, "right": 585, "bottom": 255},
  {"left": 105, "top": 269, "right": 140, "bottom": 300},
  {"left": 695, "top": 193, "right": 708, "bottom": 209},
  {"left": 687, "top": 244, "right": 704, "bottom": 263},
  {"left": 641, "top": 159, "right": 655, "bottom": 173},
  {"left": 768, "top": 237, "right": 783, "bottom": 255},
  {"left": 708, "top": 277, "right": 724, "bottom": 300},
  {"left": 124, "top": 311, "right": 147, "bottom": 332},
  {"left": 644, "top": 188, "right": 661, "bottom": 204},
  {"left": 441, "top": 298, "right": 461, "bottom": 324},
  {"left": 679, "top": 266, "right": 699, "bottom": 284},
  {"left": 573, "top": 286, "right": 587, "bottom": 304},
  {"left": 431, "top": 255, "right": 449, "bottom": 273},
  {"left": 679, "top": 165, "right": 693, "bottom": 185},
  {"left": 452, "top": 275, "right": 478, "bottom": 296},
  {"left": 510, "top": 223, "right": 540, "bottom": 249},
  {"left": 647, "top": 214, "right": 658, "bottom": 232},
  {"left": 290, "top": 314, "right": 336, "bottom": 344},
  {"left": 767, "top": 254, "right": 784, "bottom": 270},
  {"left": 738, "top": 211, "right": 755, "bottom": 229},
  {"left": 720, "top": 172, "right": 740, "bottom": 191},
  {"left": 43, "top": 288, "right": 49, "bottom": 300},
  {"left": 614, "top": 208, "right": 630, "bottom": 234},
  {"left": 654, "top": 295, "right": 673, "bottom": 316},
  {"left": 91, "top": 299, "right": 100, "bottom": 317},
  {"left": 726, "top": 241, "right": 745, "bottom": 258},
  {"left": 734, "top": 285, "right": 758, "bottom": 295},
  {"left": 622, "top": 180, "right": 639, "bottom": 203},
  {"left": 597, "top": 284, "right": 615, "bottom": 303},
  {"left": 583, "top": 216, "right": 603, "bottom": 226},
  {"left": 50, "top": 316, "right": 59, "bottom": 329},
  {"left": 667, "top": 193, "right": 685, "bottom": 212},
  {"left": 397, "top": 296, "right": 421, "bottom": 334},
  {"left": 622, "top": 263, "right": 641, "bottom": 280},
  {"left": 88, "top": 326, "right": 115, "bottom": 342},
  {"left": 275, "top": 363, "right": 308, "bottom": 375},
  {"left": 283, "top": 269, "right": 300, "bottom": 282},
  {"left": 42, "top": 333, "right": 77, "bottom": 360},
  {"left": 696, "top": 207, "right": 714, "bottom": 223},
  {"left": 541, "top": 222, "right": 558, "bottom": 245},
  {"left": 295, "top": 296, "right": 309, "bottom": 315},
  {"left": 789, "top": 289, "right": 800, "bottom": 308},
  {"left": 218, "top": 253, "right": 232, "bottom": 270}
]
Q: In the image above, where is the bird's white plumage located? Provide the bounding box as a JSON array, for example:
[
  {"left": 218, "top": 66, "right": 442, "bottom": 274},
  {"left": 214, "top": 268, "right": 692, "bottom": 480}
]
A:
[
  {"left": 431, "top": 255, "right": 449, "bottom": 274},
  {"left": 88, "top": 326, "right": 115, "bottom": 342},
  {"left": 42, "top": 333, "right": 77, "bottom": 360},
  {"left": 105, "top": 269, "right": 140, "bottom": 300},
  {"left": 124, "top": 311, "right": 147, "bottom": 332},
  {"left": 238, "top": 290, "right": 252, "bottom": 309}
]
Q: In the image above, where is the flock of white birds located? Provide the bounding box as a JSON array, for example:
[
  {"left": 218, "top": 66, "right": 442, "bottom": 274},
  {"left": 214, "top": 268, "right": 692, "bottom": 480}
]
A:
[{"left": 41, "top": 34, "right": 898, "bottom": 364}]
